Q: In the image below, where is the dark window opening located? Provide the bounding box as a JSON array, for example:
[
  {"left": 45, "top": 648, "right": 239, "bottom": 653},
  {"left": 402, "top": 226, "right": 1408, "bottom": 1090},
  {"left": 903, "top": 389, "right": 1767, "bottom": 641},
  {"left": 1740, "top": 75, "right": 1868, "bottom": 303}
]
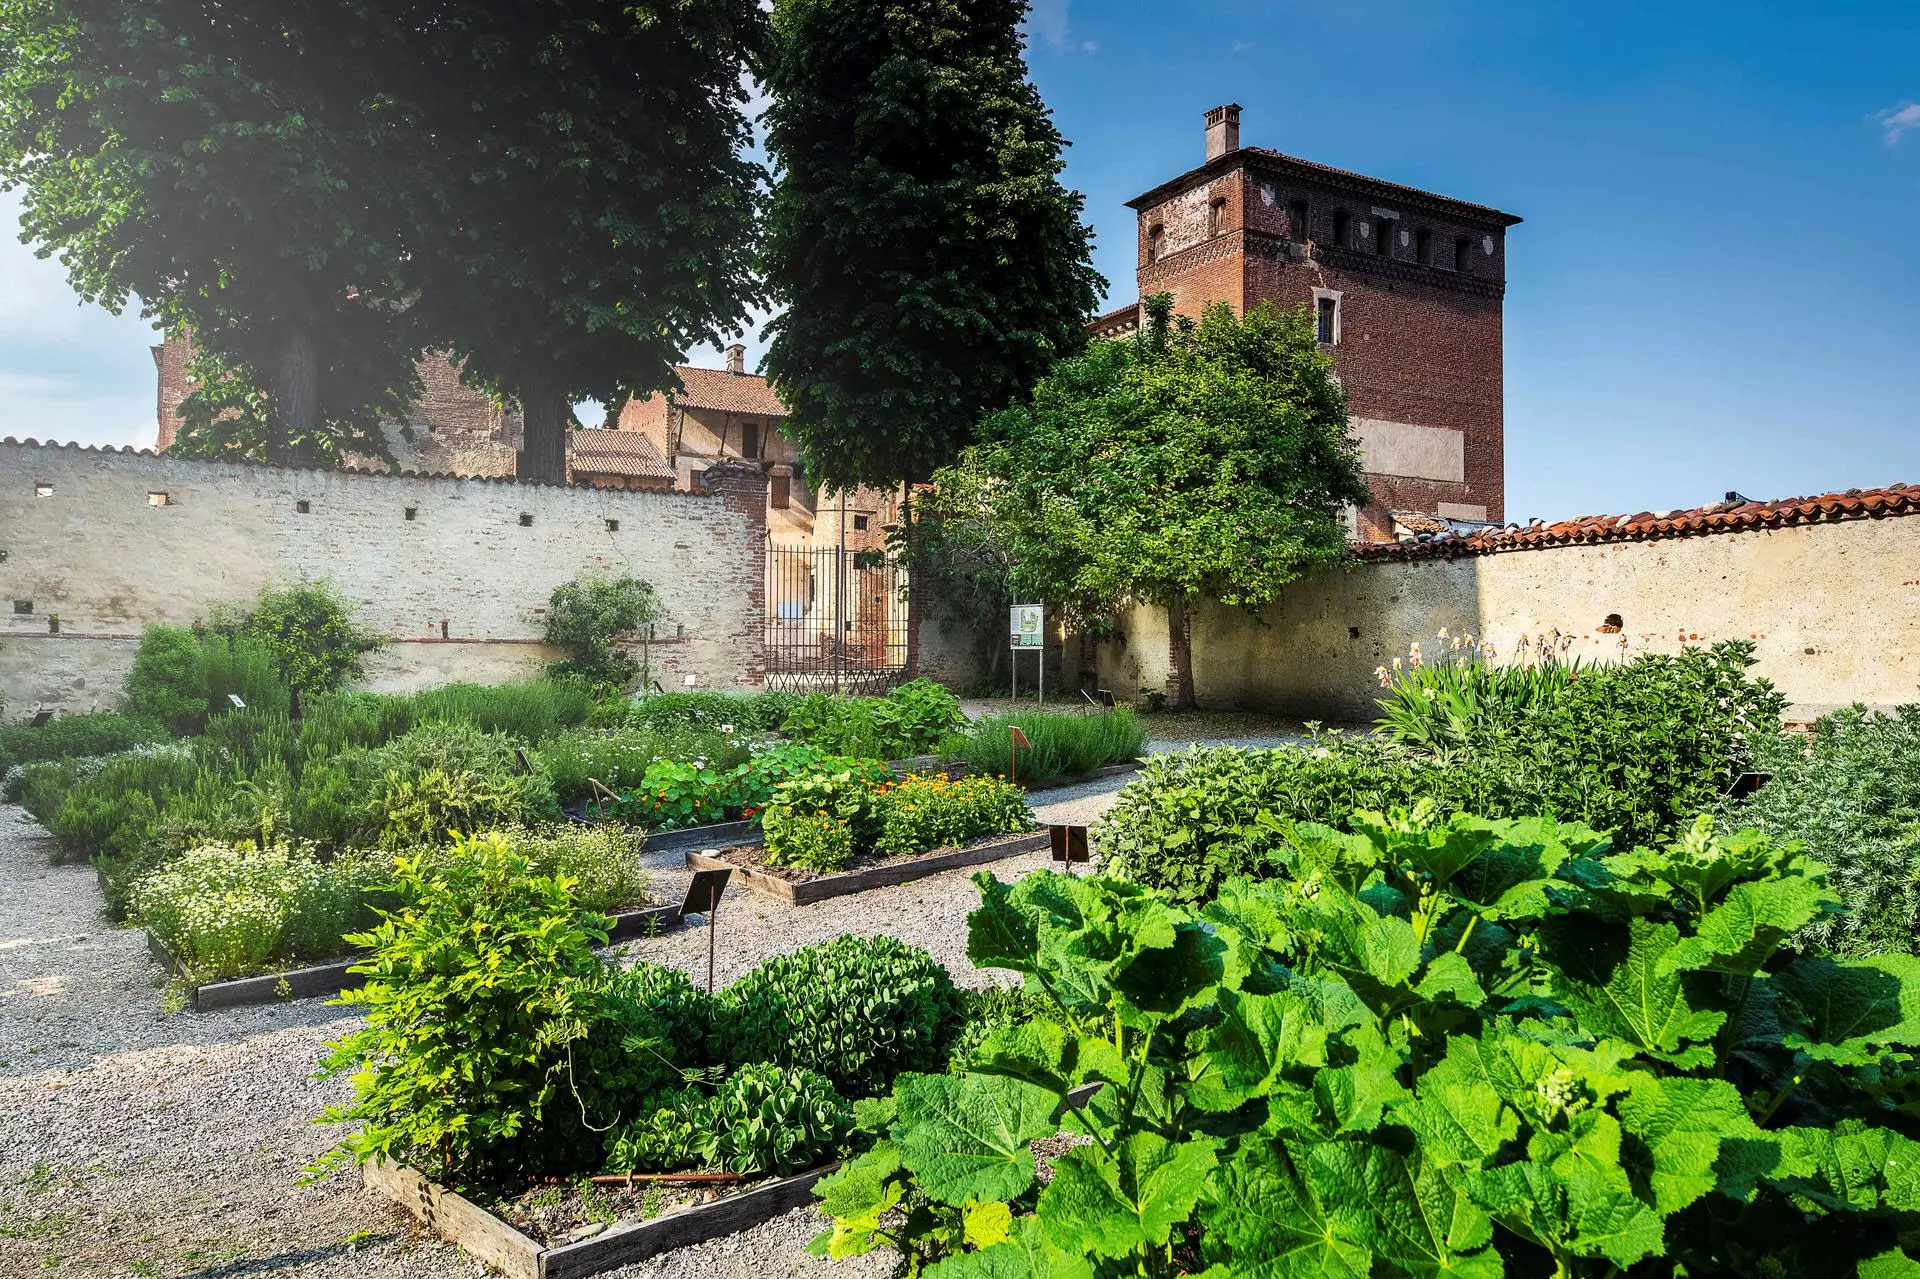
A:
[
  {"left": 404, "top": 507, "right": 417, "bottom": 521},
  {"left": 1415, "top": 228, "right": 1433, "bottom": 265},
  {"left": 1288, "top": 199, "right": 1309, "bottom": 241},
  {"left": 1375, "top": 219, "right": 1395, "bottom": 258},
  {"left": 1332, "top": 210, "right": 1351, "bottom": 248},
  {"left": 853, "top": 514, "right": 870, "bottom": 531},
  {"left": 770, "top": 473, "right": 791, "bottom": 510},
  {"left": 1208, "top": 198, "right": 1227, "bottom": 237},
  {"left": 518, "top": 512, "right": 534, "bottom": 527},
  {"left": 605, "top": 518, "right": 620, "bottom": 532},
  {"left": 1147, "top": 225, "right": 1165, "bottom": 261},
  {"left": 740, "top": 421, "right": 761, "bottom": 459},
  {"left": 295, "top": 500, "right": 310, "bottom": 514},
  {"left": 1454, "top": 236, "right": 1471, "bottom": 272},
  {"left": 12, "top": 600, "right": 30, "bottom": 615}
]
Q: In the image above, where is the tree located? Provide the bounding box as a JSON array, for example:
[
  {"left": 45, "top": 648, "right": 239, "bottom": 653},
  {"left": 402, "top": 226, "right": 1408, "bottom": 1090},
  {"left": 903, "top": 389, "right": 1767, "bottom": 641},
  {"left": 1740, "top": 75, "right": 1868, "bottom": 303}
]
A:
[
  {"left": 760, "top": 0, "right": 1102, "bottom": 493},
  {"left": 544, "top": 569, "right": 665, "bottom": 689},
  {"left": 944, "top": 295, "right": 1371, "bottom": 709},
  {"left": 0, "top": 1, "right": 433, "bottom": 463}
]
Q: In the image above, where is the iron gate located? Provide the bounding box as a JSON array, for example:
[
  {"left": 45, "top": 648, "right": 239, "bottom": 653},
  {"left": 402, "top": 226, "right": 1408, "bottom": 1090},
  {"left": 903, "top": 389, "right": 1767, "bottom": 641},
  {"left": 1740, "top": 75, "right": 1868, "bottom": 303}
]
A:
[{"left": 764, "top": 540, "right": 909, "bottom": 694}]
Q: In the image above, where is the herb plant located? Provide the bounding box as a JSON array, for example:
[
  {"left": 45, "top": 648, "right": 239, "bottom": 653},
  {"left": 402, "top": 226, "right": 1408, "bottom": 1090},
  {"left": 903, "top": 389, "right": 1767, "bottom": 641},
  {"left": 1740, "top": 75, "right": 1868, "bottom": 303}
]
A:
[
  {"left": 872, "top": 772, "right": 1035, "bottom": 859},
  {"left": 783, "top": 679, "right": 966, "bottom": 760}
]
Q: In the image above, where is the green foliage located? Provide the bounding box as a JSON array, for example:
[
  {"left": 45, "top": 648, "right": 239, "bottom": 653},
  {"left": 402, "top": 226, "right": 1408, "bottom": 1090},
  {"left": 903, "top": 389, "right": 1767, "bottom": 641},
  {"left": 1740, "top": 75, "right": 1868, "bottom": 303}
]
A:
[
  {"left": 122, "top": 625, "right": 290, "bottom": 735},
  {"left": 608, "top": 1064, "right": 853, "bottom": 1178},
  {"left": 784, "top": 679, "right": 966, "bottom": 759},
  {"left": 358, "top": 723, "right": 555, "bottom": 850},
  {"left": 538, "top": 726, "right": 744, "bottom": 806},
  {"left": 949, "top": 711, "right": 1148, "bottom": 786},
  {"left": 713, "top": 935, "right": 964, "bottom": 1098},
  {"left": 760, "top": 0, "right": 1100, "bottom": 491},
  {"left": 543, "top": 570, "right": 666, "bottom": 688},
  {"left": 1374, "top": 632, "right": 1579, "bottom": 757},
  {"left": 764, "top": 808, "right": 857, "bottom": 873},
  {"left": 936, "top": 296, "right": 1370, "bottom": 707},
  {"left": 763, "top": 765, "right": 890, "bottom": 869},
  {"left": 312, "top": 834, "right": 613, "bottom": 1182},
  {"left": 817, "top": 812, "right": 1920, "bottom": 1278},
  {"left": 873, "top": 772, "right": 1035, "bottom": 860},
  {"left": 0, "top": 712, "right": 166, "bottom": 777},
  {"left": 404, "top": 679, "right": 596, "bottom": 744},
  {"left": 627, "top": 690, "right": 801, "bottom": 735},
  {"left": 1732, "top": 704, "right": 1920, "bottom": 956},
  {"left": 221, "top": 580, "right": 383, "bottom": 694}
]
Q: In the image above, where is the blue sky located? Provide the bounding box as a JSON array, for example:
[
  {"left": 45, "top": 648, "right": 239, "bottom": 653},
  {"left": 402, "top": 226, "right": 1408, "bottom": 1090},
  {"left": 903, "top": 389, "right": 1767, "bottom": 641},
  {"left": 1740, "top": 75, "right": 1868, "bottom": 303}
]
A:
[{"left": 1, "top": 0, "right": 1914, "bottom": 523}]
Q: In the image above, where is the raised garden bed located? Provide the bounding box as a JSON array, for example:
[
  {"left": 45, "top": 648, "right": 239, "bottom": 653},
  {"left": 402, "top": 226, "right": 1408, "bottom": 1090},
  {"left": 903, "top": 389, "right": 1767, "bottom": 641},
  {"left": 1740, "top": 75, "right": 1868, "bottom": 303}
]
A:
[
  {"left": 363, "top": 1158, "right": 839, "bottom": 1279},
  {"left": 149, "top": 903, "right": 683, "bottom": 1012},
  {"left": 686, "top": 830, "right": 1051, "bottom": 906}
]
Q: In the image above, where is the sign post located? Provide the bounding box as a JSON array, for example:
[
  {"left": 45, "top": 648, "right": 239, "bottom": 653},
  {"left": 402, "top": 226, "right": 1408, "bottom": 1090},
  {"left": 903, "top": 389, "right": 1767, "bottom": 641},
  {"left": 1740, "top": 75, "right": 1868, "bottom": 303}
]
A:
[{"left": 1010, "top": 603, "right": 1045, "bottom": 705}]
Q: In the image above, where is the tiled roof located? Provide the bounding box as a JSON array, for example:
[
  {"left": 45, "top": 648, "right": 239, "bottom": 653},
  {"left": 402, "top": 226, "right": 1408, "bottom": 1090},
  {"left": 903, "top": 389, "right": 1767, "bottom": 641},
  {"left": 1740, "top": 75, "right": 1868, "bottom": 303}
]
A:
[
  {"left": 1127, "top": 146, "right": 1522, "bottom": 226},
  {"left": 1360, "top": 485, "right": 1920, "bottom": 561},
  {"left": 672, "top": 366, "right": 786, "bottom": 417},
  {"left": 568, "top": 428, "right": 673, "bottom": 481}
]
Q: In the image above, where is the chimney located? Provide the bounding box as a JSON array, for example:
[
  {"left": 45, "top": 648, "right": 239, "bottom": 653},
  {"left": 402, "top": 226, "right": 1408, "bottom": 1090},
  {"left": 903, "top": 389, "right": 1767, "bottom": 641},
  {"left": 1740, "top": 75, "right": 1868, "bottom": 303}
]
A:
[
  {"left": 1204, "top": 104, "right": 1242, "bottom": 161},
  {"left": 725, "top": 342, "right": 746, "bottom": 375}
]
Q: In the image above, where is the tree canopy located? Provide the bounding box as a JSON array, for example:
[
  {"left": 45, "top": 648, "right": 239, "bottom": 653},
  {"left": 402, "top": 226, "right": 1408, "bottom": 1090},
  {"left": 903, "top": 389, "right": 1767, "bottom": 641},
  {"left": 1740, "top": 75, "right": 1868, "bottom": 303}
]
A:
[
  {"left": 935, "top": 295, "right": 1371, "bottom": 706},
  {"left": 760, "top": 0, "right": 1102, "bottom": 492}
]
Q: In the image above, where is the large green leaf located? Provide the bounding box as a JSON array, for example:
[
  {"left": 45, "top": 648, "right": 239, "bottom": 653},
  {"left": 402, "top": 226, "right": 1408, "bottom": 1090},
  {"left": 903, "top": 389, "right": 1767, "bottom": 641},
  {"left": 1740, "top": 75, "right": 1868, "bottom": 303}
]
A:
[
  {"left": 810, "top": 1143, "right": 904, "bottom": 1260},
  {"left": 1860, "top": 1249, "right": 1920, "bottom": 1279},
  {"left": 1037, "top": 1132, "right": 1219, "bottom": 1257},
  {"left": 1774, "top": 955, "right": 1920, "bottom": 1065},
  {"left": 1200, "top": 1141, "right": 1373, "bottom": 1279},
  {"left": 894, "top": 1072, "right": 1061, "bottom": 1206},
  {"left": 970, "top": 1020, "right": 1127, "bottom": 1097},
  {"left": 1189, "top": 988, "right": 1328, "bottom": 1113},
  {"left": 1399, "top": 1045, "right": 1522, "bottom": 1169},
  {"left": 1550, "top": 918, "right": 1725, "bottom": 1068},
  {"left": 1659, "top": 874, "right": 1833, "bottom": 977},
  {"left": 1312, "top": 1022, "right": 1408, "bottom": 1136},
  {"left": 1473, "top": 1153, "right": 1665, "bottom": 1270},
  {"left": 1774, "top": 1122, "right": 1920, "bottom": 1213},
  {"left": 922, "top": 1215, "right": 1096, "bottom": 1279},
  {"left": 1615, "top": 1075, "right": 1759, "bottom": 1213},
  {"left": 1308, "top": 1143, "right": 1503, "bottom": 1279}
]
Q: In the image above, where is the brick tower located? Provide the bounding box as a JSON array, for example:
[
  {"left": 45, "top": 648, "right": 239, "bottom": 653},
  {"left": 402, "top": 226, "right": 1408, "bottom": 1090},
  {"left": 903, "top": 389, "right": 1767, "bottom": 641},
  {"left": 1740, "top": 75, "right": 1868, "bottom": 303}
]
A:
[{"left": 1092, "top": 105, "right": 1520, "bottom": 540}]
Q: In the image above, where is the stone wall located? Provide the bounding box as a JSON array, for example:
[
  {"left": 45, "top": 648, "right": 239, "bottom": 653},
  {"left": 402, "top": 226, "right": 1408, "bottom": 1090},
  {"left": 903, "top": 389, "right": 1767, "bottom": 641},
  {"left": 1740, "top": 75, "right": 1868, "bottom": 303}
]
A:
[
  {"left": 1094, "top": 513, "right": 1920, "bottom": 721},
  {"left": 0, "top": 441, "right": 768, "bottom": 714}
]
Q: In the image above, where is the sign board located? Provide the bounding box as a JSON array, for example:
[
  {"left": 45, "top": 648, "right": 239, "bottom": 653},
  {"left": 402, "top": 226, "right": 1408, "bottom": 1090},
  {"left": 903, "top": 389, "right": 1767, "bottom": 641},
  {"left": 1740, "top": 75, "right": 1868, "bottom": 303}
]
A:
[
  {"left": 1010, "top": 604, "right": 1045, "bottom": 649},
  {"left": 681, "top": 867, "right": 732, "bottom": 919},
  {"left": 1049, "top": 824, "right": 1090, "bottom": 865}
]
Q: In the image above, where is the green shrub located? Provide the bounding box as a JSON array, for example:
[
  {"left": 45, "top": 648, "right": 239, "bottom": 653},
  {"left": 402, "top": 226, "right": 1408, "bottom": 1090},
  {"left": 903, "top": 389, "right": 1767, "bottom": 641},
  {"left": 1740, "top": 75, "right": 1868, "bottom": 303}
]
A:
[
  {"left": 948, "top": 709, "right": 1148, "bottom": 784},
  {"left": 227, "top": 579, "right": 383, "bottom": 694},
  {"left": 543, "top": 570, "right": 663, "bottom": 688},
  {"left": 627, "top": 689, "right": 800, "bottom": 735},
  {"left": 816, "top": 813, "right": 1920, "bottom": 1277},
  {"left": 357, "top": 723, "right": 555, "bottom": 849},
  {"left": 407, "top": 678, "right": 595, "bottom": 744},
  {"left": 783, "top": 678, "right": 964, "bottom": 759},
  {"left": 537, "top": 725, "right": 740, "bottom": 805},
  {"left": 762, "top": 764, "right": 891, "bottom": 867},
  {"left": 488, "top": 823, "right": 652, "bottom": 914},
  {"left": 131, "top": 842, "right": 381, "bottom": 980},
  {"left": 121, "top": 625, "right": 212, "bottom": 734},
  {"left": 712, "top": 934, "right": 963, "bottom": 1098},
  {"left": 763, "top": 810, "right": 854, "bottom": 872},
  {"left": 605, "top": 1063, "right": 851, "bottom": 1178},
  {"left": 312, "top": 834, "right": 618, "bottom": 1183},
  {"left": 1732, "top": 704, "right": 1920, "bottom": 956},
  {"left": 0, "top": 711, "right": 166, "bottom": 776},
  {"left": 872, "top": 771, "right": 1034, "bottom": 859}
]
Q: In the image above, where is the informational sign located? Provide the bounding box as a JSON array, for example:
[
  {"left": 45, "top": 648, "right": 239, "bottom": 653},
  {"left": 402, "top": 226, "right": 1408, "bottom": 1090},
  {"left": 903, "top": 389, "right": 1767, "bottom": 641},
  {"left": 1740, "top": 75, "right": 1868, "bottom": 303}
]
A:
[{"left": 1010, "top": 604, "right": 1045, "bottom": 649}]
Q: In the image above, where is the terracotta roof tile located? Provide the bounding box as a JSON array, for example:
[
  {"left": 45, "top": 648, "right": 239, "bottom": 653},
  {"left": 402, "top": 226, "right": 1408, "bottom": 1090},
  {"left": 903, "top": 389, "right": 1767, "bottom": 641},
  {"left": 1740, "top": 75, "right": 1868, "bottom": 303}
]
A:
[
  {"left": 1360, "top": 484, "right": 1920, "bottom": 561},
  {"left": 567, "top": 428, "right": 673, "bottom": 481},
  {"left": 671, "top": 366, "right": 786, "bottom": 417}
]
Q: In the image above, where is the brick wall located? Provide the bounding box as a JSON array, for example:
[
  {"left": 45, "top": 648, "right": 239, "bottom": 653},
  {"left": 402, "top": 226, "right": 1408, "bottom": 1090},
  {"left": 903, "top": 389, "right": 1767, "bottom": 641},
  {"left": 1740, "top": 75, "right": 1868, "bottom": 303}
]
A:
[{"left": 0, "top": 441, "right": 768, "bottom": 713}]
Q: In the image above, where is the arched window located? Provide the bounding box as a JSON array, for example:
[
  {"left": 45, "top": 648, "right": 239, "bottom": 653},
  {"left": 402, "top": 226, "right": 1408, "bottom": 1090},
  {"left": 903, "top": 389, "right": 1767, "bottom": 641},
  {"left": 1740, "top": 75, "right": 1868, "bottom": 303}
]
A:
[
  {"left": 1148, "top": 224, "right": 1166, "bottom": 262},
  {"left": 1332, "top": 210, "right": 1351, "bottom": 248}
]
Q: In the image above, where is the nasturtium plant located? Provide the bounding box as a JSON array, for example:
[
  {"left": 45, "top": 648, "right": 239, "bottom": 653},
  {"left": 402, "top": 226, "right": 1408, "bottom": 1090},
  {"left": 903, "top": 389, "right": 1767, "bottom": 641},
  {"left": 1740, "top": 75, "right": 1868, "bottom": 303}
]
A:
[{"left": 813, "top": 807, "right": 1920, "bottom": 1278}]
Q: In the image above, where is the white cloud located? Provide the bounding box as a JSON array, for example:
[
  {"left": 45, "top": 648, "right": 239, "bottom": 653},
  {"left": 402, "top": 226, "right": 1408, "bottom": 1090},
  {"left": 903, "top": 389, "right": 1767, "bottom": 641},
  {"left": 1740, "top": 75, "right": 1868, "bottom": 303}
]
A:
[
  {"left": 1877, "top": 101, "right": 1920, "bottom": 146},
  {"left": 1232, "top": 41, "right": 1251, "bottom": 53}
]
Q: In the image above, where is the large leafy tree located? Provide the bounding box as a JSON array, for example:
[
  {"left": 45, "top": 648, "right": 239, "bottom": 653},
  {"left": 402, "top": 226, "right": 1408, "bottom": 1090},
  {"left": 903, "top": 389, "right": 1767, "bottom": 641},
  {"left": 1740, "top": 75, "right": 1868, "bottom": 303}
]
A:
[
  {"left": 0, "top": 0, "right": 433, "bottom": 463},
  {"left": 942, "top": 295, "right": 1370, "bottom": 708},
  {"left": 760, "top": 0, "right": 1102, "bottom": 493}
]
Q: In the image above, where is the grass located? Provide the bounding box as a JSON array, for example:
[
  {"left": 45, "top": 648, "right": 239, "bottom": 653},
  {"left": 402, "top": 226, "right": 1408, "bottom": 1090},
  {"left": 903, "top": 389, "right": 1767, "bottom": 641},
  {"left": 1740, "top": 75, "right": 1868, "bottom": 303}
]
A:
[{"left": 948, "top": 710, "right": 1150, "bottom": 786}]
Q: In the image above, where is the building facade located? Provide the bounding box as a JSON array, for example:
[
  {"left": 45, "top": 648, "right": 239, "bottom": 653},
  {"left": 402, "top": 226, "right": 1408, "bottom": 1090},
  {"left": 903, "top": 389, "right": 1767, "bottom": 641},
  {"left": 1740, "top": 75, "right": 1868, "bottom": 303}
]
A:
[{"left": 1092, "top": 105, "right": 1520, "bottom": 541}]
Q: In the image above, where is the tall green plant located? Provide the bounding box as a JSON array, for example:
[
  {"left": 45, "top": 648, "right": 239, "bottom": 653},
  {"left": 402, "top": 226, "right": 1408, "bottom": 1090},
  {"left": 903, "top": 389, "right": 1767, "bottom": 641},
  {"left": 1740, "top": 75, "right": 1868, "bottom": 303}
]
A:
[
  {"left": 543, "top": 570, "right": 664, "bottom": 689},
  {"left": 816, "top": 811, "right": 1920, "bottom": 1277}
]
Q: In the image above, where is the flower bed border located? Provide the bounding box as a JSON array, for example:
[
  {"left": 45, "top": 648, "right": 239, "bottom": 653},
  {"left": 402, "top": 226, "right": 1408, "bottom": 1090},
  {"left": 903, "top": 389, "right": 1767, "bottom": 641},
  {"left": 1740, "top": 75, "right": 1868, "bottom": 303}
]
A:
[
  {"left": 361, "top": 1157, "right": 839, "bottom": 1279},
  {"left": 148, "top": 903, "right": 683, "bottom": 1013},
  {"left": 686, "top": 830, "right": 1052, "bottom": 906}
]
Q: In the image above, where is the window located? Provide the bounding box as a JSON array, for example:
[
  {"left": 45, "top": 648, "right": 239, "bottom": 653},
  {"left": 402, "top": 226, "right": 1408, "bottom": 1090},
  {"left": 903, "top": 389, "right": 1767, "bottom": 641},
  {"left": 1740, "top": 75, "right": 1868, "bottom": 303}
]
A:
[
  {"left": 1332, "top": 210, "right": 1351, "bottom": 248},
  {"left": 770, "top": 472, "right": 791, "bottom": 510},
  {"left": 1208, "top": 198, "right": 1227, "bottom": 237},
  {"left": 605, "top": 518, "right": 620, "bottom": 532},
  {"left": 1288, "top": 199, "right": 1309, "bottom": 241},
  {"left": 518, "top": 512, "right": 534, "bottom": 527},
  {"left": 11, "top": 600, "right": 30, "bottom": 616},
  {"left": 33, "top": 483, "right": 52, "bottom": 497},
  {"left": 1375, "top": 218, "right": 1395, "bottom": 258},
  {"left": 739, "top": 421, "right": 761, "bottom": 459},
  {"left": 404, "top": 507, "right": 417, "bottom": 521},
  {"left": 1316, "top": 296, "right": 1340, "bottom": 345},
  {"left": 853, "top": 515, "right": 870, "bottom": 531},
  {"left": 1147, "top": 225, "right": 1165, "bottom": 261},
  {"left": 295, "top": 499, "right": 310, "bottom": 514},
  {"left": 1415, "top": 228, "right": 1432, "bottom": 265},
  {"left": 1454, "top": 236, "right": 1471, "bottom": 272}
]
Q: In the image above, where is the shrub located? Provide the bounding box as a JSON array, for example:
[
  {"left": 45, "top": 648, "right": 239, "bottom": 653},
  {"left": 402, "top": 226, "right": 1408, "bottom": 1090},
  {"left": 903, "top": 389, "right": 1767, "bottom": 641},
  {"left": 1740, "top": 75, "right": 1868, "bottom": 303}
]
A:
[
  {"left": 783, "top": 678, "right": 964, "bottom": 759},
  {"left": 948, "top": 709, "right": 1148, "bottom": 785},
  {"left": 816, "top": 813, "right": 1920, "bottom": 1277},
  {"left": 311, "top": 834, "right": 616, "bottom": 1183},
  {"left": 227, "top": 579, "right": 383, "bottom": 694},
  {"left": 871, "top": 772, "right": 1034, "bottom": 859},
  {"left": 357, "top": 723, "right": 555, "bottom": 849},
  {"left": 0, "top": 711, "right": 166, "bottom": 776},
  {"left": 605, "top": 1063, "right": 851, "bottom": 1178},
  {"left": 1732, "top": 704, "right": 1920, "bottom": 956},
  {"left": 121, "top": 625, "right": 212, "bottom": 734},
  {"left": 761, "top": 764, "right": 891, "bottom": 868},
  {"left": 407, "top": 678, "right": 595, "bottom": 744},
  {"left": 131, "top": 842, "right": 381, "bottom": 980},
  {"left": 537, "top": 725, "right": 741, "bottom": 805},
  {"left": 489, "top": 824, "right": 652, "bottom": 915},
  {"left": 763, "top": 810, "right": 855, "bottom": 872},
  {"left": 627, "top": 689, "right": 800, "bottom": 735},
  {"left": 712, "top": 934, "right": 963, "bottom": 1098},
  {"left": 543, "top": 570, "right": 664, "bottom": 688}
]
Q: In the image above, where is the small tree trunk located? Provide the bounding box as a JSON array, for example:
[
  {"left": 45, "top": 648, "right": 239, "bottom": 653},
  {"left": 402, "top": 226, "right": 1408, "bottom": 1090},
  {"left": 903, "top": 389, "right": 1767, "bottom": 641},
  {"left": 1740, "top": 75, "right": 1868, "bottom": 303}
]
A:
[
  {"left": 1166, "top": 594, "right": 1197, "bottom": 709},
  {"left": 517, "top": 370, "right": 569, "bottom": 484},
  {"left": 269, "top": 325, "right": 319, "bottom": 466}
]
